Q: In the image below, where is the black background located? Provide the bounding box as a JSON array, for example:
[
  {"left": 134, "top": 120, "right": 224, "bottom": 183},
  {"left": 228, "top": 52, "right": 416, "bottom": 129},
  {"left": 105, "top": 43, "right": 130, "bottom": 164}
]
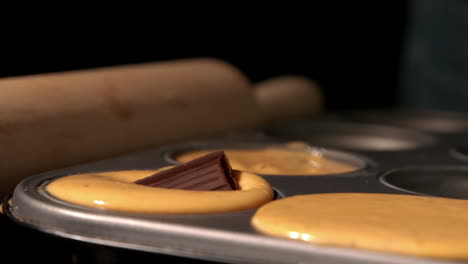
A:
[{"left": 0, "top": 2, "right": 408, "bottom": 111}]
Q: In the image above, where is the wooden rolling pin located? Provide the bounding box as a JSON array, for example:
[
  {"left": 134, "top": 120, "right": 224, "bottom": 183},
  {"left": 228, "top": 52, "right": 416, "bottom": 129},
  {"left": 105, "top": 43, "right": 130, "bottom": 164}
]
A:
[
  {"left": 0, "top": 58, "right": 263, "bottom": 197},
  {"left": 253, "top": 75, "right": 323, "bottom": 122}
]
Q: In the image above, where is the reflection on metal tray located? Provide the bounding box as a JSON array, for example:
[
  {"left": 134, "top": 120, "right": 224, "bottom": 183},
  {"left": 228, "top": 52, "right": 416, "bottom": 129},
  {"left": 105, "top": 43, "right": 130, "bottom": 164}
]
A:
[{"left": 5, "top": 109, "right": 468, "bottom": 264}]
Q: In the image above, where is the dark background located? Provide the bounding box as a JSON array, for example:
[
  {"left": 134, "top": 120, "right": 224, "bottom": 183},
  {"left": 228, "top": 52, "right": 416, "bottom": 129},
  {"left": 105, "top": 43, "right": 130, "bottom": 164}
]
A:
[{"left": 0, "top": 2, "right": 408, "bottom": 111}]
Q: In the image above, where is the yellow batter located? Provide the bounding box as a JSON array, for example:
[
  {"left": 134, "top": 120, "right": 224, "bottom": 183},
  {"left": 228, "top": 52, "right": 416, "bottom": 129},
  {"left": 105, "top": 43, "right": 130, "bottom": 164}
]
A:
[
  {"left": 252, "top": 193, "right": 468, "bottom": 260},
  {"left": 46, "top": 169, "right": 273, "bottom": 214},
  {"left": 174, "top": 143, "right": 357, "bottom": 175}
]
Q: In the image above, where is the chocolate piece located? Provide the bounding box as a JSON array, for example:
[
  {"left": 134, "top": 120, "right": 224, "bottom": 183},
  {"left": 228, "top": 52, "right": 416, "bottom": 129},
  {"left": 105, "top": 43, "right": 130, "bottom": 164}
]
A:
[{"left": 134, "top": 151, "right": 238, "bottom": 190}]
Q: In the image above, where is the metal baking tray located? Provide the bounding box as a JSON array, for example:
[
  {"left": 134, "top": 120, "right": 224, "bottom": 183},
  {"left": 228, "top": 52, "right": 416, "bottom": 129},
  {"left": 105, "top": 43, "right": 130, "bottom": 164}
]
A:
[{"left": 5, "top": 109, "right": 468, "bottom": 264}]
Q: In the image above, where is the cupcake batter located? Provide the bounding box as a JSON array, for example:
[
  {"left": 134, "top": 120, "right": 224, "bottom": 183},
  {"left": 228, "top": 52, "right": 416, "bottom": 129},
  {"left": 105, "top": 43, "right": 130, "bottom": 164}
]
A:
[
  {"left": 46, "top": 169, "right": 273, "bottom": 214},
  {"left": 252, "top": 193, "right": 468, "bottom": 260},
  {"left": 174, "top": 143, "right": 357, "bottom": 175}
]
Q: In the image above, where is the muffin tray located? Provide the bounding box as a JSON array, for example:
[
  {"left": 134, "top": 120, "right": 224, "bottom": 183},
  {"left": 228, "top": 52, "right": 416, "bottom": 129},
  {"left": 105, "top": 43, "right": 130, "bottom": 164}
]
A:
[{"left": 5, "top": 108, "right": 468, "bottom": 264}]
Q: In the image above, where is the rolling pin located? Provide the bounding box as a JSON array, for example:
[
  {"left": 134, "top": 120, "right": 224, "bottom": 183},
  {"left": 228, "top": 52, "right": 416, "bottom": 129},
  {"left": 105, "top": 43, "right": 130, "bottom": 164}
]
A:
[
  {"left": 253, "top": 75, "right": 323, "bottom": 122},
  {"left": 0, "top": 58, "right": 263, "bottom": 197}
]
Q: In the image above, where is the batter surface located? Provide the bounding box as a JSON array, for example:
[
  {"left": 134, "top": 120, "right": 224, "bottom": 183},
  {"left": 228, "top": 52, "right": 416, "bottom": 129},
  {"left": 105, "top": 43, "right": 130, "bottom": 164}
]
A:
[
  {"left": 252, "top": 193, "right": 468, "bottom": 260},
  {"left": 46, "top": 169, "right": 273, "bottom": 214},
  {"left": 174, "top": 144, "right": 357, "bottom": 175}
]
